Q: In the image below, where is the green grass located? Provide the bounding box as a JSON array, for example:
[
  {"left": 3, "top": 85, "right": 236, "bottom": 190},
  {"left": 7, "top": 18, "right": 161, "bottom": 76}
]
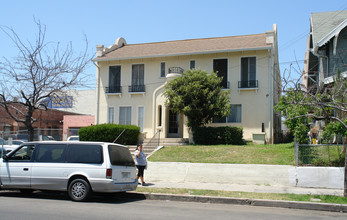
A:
[
  {"left": 136, "top": 187, "right": 347, "bottom": 204},
  {"left": 149, "top": 143, "right": 295, "bottom": 165}
]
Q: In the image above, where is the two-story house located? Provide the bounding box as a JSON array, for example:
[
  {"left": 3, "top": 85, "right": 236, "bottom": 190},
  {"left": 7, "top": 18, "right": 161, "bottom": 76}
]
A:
[
  {"left": 93, "top": 24, "right": 281, "bottom": 144},
  {"left": 303, "top": 10, "right": 347, "bottom": 89}
]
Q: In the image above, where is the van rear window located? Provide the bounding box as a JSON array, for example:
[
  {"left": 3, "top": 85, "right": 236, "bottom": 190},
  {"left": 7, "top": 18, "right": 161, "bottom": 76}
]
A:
[
  {"left": 67, "top": 144, "right": 103, "bottom": 163},
  {"left": 108, "top": 145, "right": 135, "bottom": 167}
]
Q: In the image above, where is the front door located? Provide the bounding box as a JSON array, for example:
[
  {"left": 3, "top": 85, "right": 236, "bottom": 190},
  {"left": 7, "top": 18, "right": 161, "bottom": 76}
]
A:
[{"left": 167, "top": 110, "right": 179, "bottom": 138}]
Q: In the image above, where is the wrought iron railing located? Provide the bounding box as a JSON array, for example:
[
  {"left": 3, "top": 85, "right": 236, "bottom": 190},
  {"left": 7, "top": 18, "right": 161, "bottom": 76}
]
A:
[
  {"left": 106, "top": 86, "right": 122, "bottom": 93},
  {"left": 238, "top": 80, "right": 258, "bottom": 88},
  {"left": 145, "top": 130, "right": 162, "bottom": 158},
  {"left": 128, "top": 85, "right": 145, "bottom": 93},
  {"left": 168, "top": 67, "right": 184, "bottom": 74}
]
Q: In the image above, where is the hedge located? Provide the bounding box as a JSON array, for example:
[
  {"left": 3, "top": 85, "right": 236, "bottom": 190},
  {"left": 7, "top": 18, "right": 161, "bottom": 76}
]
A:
[
  {"left": 78, "top": 124, "right": 140, "bottom": 145},
  {"left": 193, "top": 126, "right": 243, "bottom": 145}
]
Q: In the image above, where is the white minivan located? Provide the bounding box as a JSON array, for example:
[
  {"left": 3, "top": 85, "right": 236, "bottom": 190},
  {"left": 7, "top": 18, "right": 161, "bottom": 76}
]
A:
[{"left": 0, "top": 141, "right": 138, "bottom": 201}]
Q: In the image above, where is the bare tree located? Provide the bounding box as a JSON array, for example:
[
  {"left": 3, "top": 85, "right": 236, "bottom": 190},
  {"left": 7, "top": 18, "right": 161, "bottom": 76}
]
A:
[{"left": 0, "top": 20, "right": 91, "bottom": 141}]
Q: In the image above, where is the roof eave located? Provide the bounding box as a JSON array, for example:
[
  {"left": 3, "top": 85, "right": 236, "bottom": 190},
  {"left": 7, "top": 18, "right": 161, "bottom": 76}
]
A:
[
  {"left": 315, "top": 19, "right": 347, "bottom": 51},
  {"left": 93, "top": 46, "right": 272, "bottom": 62}
]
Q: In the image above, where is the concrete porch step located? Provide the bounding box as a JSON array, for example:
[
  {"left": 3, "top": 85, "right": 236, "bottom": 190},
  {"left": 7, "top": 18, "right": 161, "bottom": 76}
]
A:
[{"left": 143, "top": 138, "right": 189, "bottom": 146}]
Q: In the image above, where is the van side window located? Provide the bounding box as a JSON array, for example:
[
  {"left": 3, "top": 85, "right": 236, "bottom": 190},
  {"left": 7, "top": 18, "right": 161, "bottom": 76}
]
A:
[
  {"left": 67, "top": 144, "right": 103, "bottom": 163},
  {"left": 8, "top": 145, "right": 35, "bottom": 161},
  {"left": 36, "top": 144, "right": 66, "bottom": 162},
  {"left": 108, "top": 145, "right": 135, "bottom": 166}
]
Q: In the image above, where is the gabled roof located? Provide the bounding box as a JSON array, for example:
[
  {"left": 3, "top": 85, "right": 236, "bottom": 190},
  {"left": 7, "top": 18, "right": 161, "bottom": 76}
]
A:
[
  {"left": 311, "top": 10, "right": 347, "bottom": 50},
  {"left": 94, "top": 33, "right": 271, "bottom": 61}
]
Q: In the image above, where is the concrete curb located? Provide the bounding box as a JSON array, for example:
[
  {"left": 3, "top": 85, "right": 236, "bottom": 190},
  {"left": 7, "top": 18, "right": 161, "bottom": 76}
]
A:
[{"left": 126, "top": 192, "right": 347, "bottom": 213}]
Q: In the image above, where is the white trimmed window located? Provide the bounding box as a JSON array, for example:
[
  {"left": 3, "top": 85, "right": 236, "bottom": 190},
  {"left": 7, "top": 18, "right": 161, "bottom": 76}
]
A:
[
  {"left": 160, "top": 62, "right": 166, "bottom": 77},
  {"left": 190, "top": 60, "right": 195, "bottom": 69},
  {"left": 240, "top": 57, "right": 257, "bottom": 88},
  {"left": 213, "top": 105, "right": 242, "bottom": 123},
  {"left": 107, "top": 107, "right": 114, "bottom": 124},
  {"left": 138, "top": 106, "right": 144, "bottom": 132},
  {"left": 228, "top": 105, "right": 242, "bottom": 123},
  {"left": 119, "top": 107, "right": 132, "bottom": 125},
  {"left": 213, "top": 59, "right": 228, "bottom": 89}
]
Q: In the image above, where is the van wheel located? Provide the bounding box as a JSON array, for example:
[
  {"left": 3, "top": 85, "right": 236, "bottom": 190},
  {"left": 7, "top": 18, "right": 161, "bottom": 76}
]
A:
[{"left": 68, "top": 179, "right": 91, "bottom": 202}]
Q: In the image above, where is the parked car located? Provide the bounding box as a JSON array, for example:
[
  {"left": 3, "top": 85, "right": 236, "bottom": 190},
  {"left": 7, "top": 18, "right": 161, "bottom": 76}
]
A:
[
  {"left": 7, "top": 139, "right": 25, "bottom": 145},
  {"left": 0, "top": 141, "right": 137, "bottom": 201},
  {"left": 14, "top": 134, "right": 51, "bottom": 142},
  {"left": 67, "top": 136, "right": 79, "bottom": 141},
  {"left": 0, "top": 138, "right": 17, "bottom": 152}
]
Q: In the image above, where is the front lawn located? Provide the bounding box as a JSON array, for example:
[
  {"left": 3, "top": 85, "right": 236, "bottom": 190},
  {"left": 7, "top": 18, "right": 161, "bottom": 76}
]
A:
[{"left": 148, "top": 143, "right": 295, "bottom": 165}]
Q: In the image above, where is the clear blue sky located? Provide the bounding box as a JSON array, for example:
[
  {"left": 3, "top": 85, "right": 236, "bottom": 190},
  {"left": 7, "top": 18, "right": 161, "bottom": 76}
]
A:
[{"left": 1, "top": 0, "right": 347, "bottom": 89}]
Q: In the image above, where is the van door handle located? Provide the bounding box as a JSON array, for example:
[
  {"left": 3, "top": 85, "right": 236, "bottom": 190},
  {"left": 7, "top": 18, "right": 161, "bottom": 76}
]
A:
[{"left": 23, "top": 168, "right": 29, "bottom": 171}]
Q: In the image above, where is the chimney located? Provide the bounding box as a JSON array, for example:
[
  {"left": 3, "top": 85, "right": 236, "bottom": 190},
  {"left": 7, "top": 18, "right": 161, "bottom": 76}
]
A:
[
  {"left": 266, "top": 31, "right": 274, "bottom": 44},
  {"left": 96, "top": 45, "right": 104, "bottom": 57}
]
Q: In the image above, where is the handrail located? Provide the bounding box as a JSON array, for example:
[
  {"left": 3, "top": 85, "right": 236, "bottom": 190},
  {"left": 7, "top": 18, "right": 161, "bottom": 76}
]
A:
[
  {"left": 145, "top": 130, "right": 161, "bottom": 148},
  {"left": 113, "top": 129, "right": 126, "bottom": 143}
]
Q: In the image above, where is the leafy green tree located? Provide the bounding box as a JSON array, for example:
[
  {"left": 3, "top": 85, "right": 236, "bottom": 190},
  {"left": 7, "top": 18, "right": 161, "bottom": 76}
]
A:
[
  {"left": 163, "top": 69, "right": 230, "bottom": 133},
  {"left": 275, "top": 89, "right": 311, "bottom": 143}
]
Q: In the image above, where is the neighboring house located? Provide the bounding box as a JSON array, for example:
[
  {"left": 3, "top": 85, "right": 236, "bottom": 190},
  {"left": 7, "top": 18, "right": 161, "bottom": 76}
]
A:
[
  {"left": 0, "top": 105, "right": 80, "bottom": 141},
  {"left": 303, "top": 10, "right": 347, "bottom": 89},
  {"left": 62, "top": 115, "right": 95, "bottom": 140},
  {"left": 45, "top": 89, "right": 96, "bottom": 140},
  {"left": 0, "top": 90, "right": 96, "bottom": 141},
  {"left": 47, "top": 89, "right": 96, "bottom": 115},
  {"left": 93, "top": 24, "right": 281, "bottom": 144}
]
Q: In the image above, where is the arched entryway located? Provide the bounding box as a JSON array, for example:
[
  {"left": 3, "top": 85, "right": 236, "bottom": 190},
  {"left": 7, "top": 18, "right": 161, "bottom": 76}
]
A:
[{"left": 166, "top": 109, "right": 183, "bottom": 138}]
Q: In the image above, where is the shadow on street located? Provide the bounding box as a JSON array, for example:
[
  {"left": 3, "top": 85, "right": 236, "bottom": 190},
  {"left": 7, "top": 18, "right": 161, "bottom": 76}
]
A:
[{"left": 0, "top": 190, "right": 147, "bottom": 204}]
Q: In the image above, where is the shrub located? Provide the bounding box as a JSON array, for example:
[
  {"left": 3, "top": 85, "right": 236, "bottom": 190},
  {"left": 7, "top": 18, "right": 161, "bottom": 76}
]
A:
[
  {"left": 294, "top": 123, "right": 309, "bottom": 144},
  {"left": 78, "top": 124, "right": 140, "bottom": 145},
  {"left": 193, "top": 126, "right": 243, "bottom": 145}
]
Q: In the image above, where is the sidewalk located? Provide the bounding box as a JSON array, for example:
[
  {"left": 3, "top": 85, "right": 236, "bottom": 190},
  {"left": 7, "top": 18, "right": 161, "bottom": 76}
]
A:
[{"left": 133, "top": 162, "right": 346, "bottom": 213}]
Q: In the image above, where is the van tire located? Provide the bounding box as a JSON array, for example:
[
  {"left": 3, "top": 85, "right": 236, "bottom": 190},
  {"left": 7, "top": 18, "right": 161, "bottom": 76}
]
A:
[{"left": 68, "top": 178, "right": 91, "bottom": 202}]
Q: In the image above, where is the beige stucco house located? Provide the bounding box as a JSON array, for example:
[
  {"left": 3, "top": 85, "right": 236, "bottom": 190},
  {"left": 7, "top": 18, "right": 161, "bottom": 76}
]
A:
[{"left": 93, "top": 24, "right": 281, "bottom": 144}]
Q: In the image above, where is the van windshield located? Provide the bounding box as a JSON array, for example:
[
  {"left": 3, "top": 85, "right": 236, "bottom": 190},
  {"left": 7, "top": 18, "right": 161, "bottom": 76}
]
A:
[{"left": 108, "top": 145, "right": 135, "bottom": 167}]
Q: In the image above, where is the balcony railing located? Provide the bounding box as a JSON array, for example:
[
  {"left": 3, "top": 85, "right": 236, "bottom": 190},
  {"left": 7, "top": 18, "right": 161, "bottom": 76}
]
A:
[
  {"left": 106, "top": 86, "right": 122, "bottom": 93},
  {"left": 129, "top": 85, "right": 145, "bottom": 93},
  {"left": 238, "top": 80, "right": 258, "bottom": 89},
  {"left": 168, "top": 67, "right": 184, "bottom": 74}
]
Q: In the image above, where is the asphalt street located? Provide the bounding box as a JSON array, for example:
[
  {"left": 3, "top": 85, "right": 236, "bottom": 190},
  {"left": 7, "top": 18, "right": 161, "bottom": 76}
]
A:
[{"left": 0, "top": 191, "right": 346, "bottom": 220}]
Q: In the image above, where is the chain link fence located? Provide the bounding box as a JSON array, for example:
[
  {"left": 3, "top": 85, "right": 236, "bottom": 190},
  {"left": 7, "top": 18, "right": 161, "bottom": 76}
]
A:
[
  {"left": 295, "top": 140, "right": 345, "bottom": 167},
  {"left": 1, "top": 128, "right": 80, "bottom": 143}
]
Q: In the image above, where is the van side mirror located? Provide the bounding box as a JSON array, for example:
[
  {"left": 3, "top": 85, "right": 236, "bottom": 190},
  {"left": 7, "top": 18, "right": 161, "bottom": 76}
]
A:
[{"left": 3, "top": 154, "right": 8, "bottom": 161}]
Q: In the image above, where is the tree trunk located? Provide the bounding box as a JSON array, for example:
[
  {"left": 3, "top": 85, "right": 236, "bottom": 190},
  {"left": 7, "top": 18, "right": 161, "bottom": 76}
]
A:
[{"left": 25, "top": 112, "right": 34, "bottom": 142}]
